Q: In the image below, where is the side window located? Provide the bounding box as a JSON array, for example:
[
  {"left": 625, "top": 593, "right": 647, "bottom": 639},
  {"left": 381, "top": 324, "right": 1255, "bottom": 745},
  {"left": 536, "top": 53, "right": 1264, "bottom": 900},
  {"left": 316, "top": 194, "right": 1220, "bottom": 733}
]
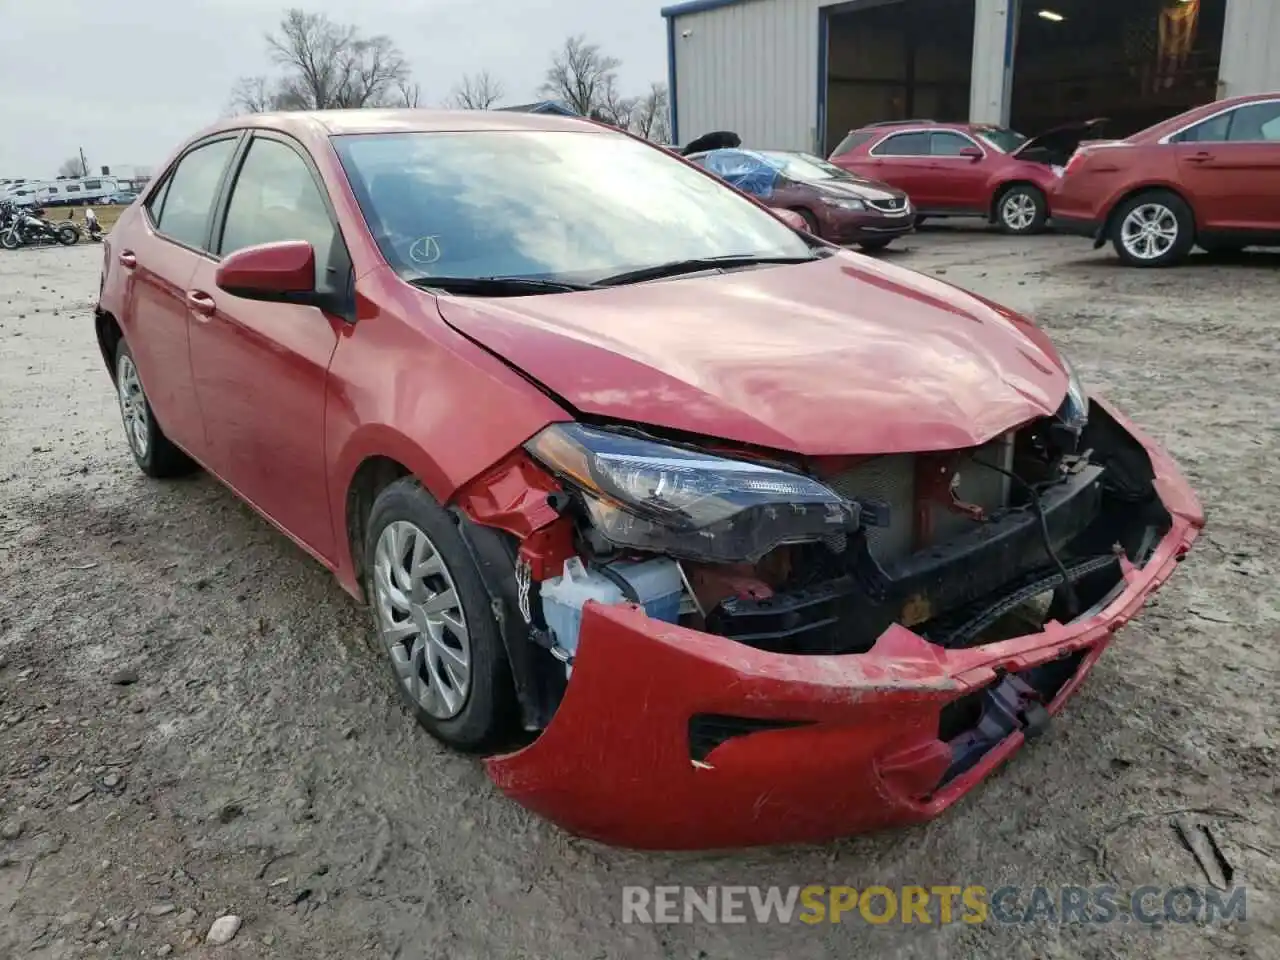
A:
[
  {"left": 83, "top": 179, "right": 102, "bottom": 190},
  {"left": 1226, "top": 102, "right": 1280, "bottom": 141},
  {"left": 145, "top": 176, "right": 172, "bottom": 223},
  {"left": 219, "top": 137, "right": 338, "bottom": 289},
  {"left": 154, "top": 138, "right": 238, "bottom": 250},
  {"left": 930, "top": 132, "right": 978, "bottom": 156},
  {"left": 873, "top": 132, "right": 929, "bottom": 156},
  {"left": 1173, "top": 111, "right": 1231, "bottom": 143},
  {"left": 831, "top": 130, "right": 874, "bottom": 156},
  {"left": 65, "top": 184, "right": 82, "bottom": 193}
]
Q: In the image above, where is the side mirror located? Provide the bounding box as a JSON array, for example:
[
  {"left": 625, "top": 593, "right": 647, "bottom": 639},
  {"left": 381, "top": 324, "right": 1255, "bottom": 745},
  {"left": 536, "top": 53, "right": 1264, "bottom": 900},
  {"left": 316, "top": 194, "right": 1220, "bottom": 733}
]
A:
[
  {"left": 776, "top": 209, "right": 809, "bottom": 232},
  {"left": 215, "top": 240, "right": 317, "bottom": 302},
  {"left": 959, "top": 146, "right": 983, "bottom": 161}
]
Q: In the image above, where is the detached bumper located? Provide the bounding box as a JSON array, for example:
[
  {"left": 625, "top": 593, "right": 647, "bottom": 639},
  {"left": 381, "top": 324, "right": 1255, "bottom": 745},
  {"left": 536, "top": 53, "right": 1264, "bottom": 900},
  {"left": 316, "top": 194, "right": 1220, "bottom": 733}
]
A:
[{"left": 486, "top": 400, "right": 1202, "bottom": 850}]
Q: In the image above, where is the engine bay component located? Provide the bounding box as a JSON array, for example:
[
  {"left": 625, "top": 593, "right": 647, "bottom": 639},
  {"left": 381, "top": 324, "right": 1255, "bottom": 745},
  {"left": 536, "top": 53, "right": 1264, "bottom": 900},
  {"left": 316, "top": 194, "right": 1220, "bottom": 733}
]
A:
[{"left": 525, "top": 423, "right": 860, "bottom": 563}]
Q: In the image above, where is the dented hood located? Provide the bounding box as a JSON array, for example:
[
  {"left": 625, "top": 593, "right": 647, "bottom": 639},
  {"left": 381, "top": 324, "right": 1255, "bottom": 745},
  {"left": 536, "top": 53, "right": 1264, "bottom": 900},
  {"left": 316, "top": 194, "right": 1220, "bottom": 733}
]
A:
[{"left": 435, "top": 254, "right": 1069, "bottom": 455}]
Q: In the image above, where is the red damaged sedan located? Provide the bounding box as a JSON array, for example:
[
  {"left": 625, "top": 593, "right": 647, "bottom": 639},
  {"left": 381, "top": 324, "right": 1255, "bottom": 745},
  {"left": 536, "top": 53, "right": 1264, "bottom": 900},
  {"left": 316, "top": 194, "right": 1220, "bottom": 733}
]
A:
[{"left": 95, "top": 109, "right": 1202, "bottom": 850}]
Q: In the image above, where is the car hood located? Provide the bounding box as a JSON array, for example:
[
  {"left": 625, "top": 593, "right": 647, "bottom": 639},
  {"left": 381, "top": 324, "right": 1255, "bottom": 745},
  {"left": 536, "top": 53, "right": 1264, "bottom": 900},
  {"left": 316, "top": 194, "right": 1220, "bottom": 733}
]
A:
[
  {"left": 1012, "top": 118, "right": 1109, "bottom": 159},
  {"left": 809, "top": 177, "right": 905, "bottom": 203},
  {"left": 434, "top": 253, "right": 1068, "bottom": 456}
]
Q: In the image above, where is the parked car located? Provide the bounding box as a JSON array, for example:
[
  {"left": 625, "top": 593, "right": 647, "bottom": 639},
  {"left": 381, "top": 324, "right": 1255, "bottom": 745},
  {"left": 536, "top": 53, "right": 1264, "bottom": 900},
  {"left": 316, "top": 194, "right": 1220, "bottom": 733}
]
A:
[
  {"left": 95, "top": 109, "right": 1200, "bottom": 850},
  {"left": 829, "top": 118, "right": 1106, "bottom": 235},
  {"left": 103, "top": 191, "right": 139, "bottom": 205},
  {"left": 1052, "top": 93, "right": 1280, "bottom": 267},
  {"left": 686, "top": 148, "right": 914, "bottom": 251}
]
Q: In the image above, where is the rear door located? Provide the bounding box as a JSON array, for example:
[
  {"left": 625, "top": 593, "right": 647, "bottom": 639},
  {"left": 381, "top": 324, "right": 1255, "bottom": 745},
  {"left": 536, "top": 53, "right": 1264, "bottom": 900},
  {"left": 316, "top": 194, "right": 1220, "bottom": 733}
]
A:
[
  {"left": 186, "top": 132, "right": 350, "bottom": 561},
  {"left": 1170, "top": 99, "right": 1280, "bottom": 232},
  {"left": 924, "top": 130, "right": 991, "bottom": 213},
  {"left": 121, "top": 134, "right": 241, "bottom": 456},
  {"left": 864, "top": 131, "right": 932, "bottom": 205}
]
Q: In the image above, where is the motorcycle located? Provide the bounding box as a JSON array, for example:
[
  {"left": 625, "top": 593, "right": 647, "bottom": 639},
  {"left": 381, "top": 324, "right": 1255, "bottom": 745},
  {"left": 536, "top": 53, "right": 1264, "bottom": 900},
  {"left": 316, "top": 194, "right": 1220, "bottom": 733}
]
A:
[{"left": 0, "top": 201, "right": 80, "bottom": 249}]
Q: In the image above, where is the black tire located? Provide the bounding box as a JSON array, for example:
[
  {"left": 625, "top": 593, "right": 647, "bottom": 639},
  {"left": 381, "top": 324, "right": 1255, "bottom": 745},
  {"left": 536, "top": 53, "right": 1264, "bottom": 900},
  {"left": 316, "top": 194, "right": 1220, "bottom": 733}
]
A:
[
  {"left": 56, "top": 225, "right": 79, "bottom": 246},
  {"left": 0, "top": 231, "right": 21, "bottom": 250},
  {"left": 857, "top": 237, "right": 894, "bottom": 252},
  {"left": 1109, "top": 190, "right": 1195, "bottom": 268},
  {"left": 996, "top": 184, "right": 1048, "bottom": 235},
  {"left": 364, "top": 477, "right": 516, "bottom": 753},
  {"left": 793, "top": 208, "right": 820, "bottom": 236},
  {"left": 113, "top": 339, "right": 198, "bottom": 478}
]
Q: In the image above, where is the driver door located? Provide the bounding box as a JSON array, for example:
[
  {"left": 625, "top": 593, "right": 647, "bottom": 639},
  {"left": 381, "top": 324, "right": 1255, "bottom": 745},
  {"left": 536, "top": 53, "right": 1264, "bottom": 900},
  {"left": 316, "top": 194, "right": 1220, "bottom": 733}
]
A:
[{"left": 186, "top": 132, "right": 352, "bottom": 562}]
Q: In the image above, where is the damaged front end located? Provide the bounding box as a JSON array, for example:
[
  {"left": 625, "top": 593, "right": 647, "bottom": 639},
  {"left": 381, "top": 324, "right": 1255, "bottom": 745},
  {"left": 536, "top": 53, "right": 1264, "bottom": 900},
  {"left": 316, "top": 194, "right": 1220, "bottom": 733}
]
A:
[{"left": 453, "top": 387, "right": 1201, "bottom": 849}]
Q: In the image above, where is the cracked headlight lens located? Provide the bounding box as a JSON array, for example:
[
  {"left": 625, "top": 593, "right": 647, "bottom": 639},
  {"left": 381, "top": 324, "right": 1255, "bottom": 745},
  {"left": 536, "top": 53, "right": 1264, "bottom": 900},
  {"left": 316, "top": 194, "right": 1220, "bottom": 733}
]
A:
[{"left": 1057, "top": 354, "right": 1089, "bottom": 432}]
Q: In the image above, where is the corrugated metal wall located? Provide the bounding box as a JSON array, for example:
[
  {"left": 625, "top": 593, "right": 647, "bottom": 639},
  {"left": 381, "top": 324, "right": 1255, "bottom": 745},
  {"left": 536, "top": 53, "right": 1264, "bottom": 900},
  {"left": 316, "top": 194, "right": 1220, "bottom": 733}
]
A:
[
  {"left": 672, "top": 0, "right": 827, "bottom": 151},
  {"left": 1219, "top": 0, "right": 1280, "bottom": 97}
]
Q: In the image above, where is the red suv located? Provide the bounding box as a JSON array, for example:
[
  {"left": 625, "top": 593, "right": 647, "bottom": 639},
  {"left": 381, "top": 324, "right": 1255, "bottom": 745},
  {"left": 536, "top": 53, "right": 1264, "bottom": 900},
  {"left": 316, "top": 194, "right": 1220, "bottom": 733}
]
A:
[
  {"left": 1052, "top": 94, "right": 1280, "bottom": 267},
  {"left": 830, "top": 119, "right": 1104, "bottom": 235}
]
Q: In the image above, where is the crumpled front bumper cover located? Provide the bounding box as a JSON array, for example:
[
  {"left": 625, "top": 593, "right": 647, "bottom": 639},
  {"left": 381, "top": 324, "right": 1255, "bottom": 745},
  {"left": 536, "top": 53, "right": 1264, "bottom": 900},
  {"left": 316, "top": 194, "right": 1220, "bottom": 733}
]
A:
[{"left": 485, "top": 399, "right": 1203, "bottom": 850}]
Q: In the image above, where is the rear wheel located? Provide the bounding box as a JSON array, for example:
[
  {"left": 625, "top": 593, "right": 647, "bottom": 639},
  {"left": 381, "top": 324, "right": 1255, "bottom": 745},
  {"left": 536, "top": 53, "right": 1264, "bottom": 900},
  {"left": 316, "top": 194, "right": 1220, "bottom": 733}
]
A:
[
  {"left": 364, "top": 478, "right": 516, "bottom": 753},
  {"left": 1110, "top": 190, "right": 1195, "bottom": 268},
  {"left": 857, "top": 237, "right": 894, "bottom": 252},
  {"left": 114, "top": 340, "right": 197, "bottom": 478},
  {"left": 56, "top": 225, "right": 79, "bottom": 246},
  {"left": 997, "top": 185, "right": 1048, "bottom": 235}
]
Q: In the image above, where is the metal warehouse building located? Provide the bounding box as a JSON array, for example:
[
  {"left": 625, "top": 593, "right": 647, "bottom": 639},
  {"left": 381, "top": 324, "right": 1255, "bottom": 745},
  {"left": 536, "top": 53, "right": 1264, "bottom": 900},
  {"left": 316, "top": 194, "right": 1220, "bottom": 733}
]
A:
[{"left": 662, "top": 0, "right": 1280, "bottom": 153}]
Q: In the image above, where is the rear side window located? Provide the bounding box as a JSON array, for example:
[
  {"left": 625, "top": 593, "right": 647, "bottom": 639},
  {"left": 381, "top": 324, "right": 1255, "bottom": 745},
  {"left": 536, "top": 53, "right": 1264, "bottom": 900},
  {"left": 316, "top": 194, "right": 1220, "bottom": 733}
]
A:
[
  {"left": 873, "top": 132, "right": 930, "bottom": 156},
  {"left": 1226, "top": 101, "right": 1280, "bottom": 141},
  {"left": 154, "top": 138, "right": 237, "bottom": 250},
  {"left": 831, "top": 130, "right": 874, "bottom": 157},
  {"left": 1173, "top": 112, "right": 1232, "bottom": 143}
]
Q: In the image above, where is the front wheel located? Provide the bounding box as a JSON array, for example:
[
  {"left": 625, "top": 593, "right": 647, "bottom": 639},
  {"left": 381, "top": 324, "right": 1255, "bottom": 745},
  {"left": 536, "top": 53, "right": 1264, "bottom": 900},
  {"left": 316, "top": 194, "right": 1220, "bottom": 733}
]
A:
[
  {"left": 997, "top": 185, "right": 1048, "bottom": 235},
  {"left": 857, "top": 237, "right": 894, "bottom": 252},
  {"left": 364, "top": 478, "right": 516, "bottom": 753},
  {"left": 1111, "top": 190, "right": 1195, "bottom": 267},
  {"left": 0, "top": 230, "right": 21, "bottom": 250}
]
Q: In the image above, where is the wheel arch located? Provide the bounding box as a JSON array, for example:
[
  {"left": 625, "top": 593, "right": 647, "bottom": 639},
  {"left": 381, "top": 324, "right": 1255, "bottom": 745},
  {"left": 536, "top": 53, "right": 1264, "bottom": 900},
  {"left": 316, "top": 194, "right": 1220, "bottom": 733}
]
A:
[
  {"left": 95, "top": 309, "right": 124, "bottom": 381},
  {"left": 989, "top": 180, "right": 1045, "bottom": 222},
  {"left": 343, "top": 454, "right": 413, "bottom": 597}
]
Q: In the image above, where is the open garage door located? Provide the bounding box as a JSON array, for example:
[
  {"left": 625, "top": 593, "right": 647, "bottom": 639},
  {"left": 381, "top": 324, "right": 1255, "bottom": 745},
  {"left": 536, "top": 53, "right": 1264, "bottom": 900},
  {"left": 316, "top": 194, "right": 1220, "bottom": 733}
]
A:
[
  {"left": 1011, "top": 0, "right": 1227, "bottom": 137},
  {"left": 820, "top": 0, "right": 975, "bottom": 155}
]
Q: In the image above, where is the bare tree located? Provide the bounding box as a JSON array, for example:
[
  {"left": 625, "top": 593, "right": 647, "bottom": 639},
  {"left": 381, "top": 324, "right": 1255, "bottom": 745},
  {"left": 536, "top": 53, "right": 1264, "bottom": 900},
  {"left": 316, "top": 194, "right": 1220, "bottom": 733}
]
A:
[
  {"left": 229, "top": 9, "right": 413, "bottom": 112},
  {"left": 228, "top": 75, "right": 279, "bottom": 114},
  {"left": 592, "top": 76, "right": 636, "bottom": 130},
  {"left": 631, "top": 83, "right": 670, "bottom": 143},
  {"left": 540, "top": 35, "right": 620, "bottom": 117},
  {"left": 447, "top": 71, "right": 504, "bottom": 110},
  {"left": 58, "top": 156, "right": 88, "bottom": 178},
  {"left": 395, "top": 78, "right": 422, "bottom": 108}
]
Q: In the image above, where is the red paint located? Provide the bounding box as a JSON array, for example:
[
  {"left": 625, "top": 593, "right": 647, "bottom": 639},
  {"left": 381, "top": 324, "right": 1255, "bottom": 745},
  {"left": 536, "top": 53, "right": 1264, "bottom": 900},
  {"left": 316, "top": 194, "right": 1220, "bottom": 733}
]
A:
[
  {"left": 830, "top": 120, "right": 1101, "bottom": 220},
  {"left": 214, "top": 240, "right": 316, "bottom": 296},
  {"left": 487, "top": 399, "right": 1203, "bottom": 849},
  {"left": 1051, "top": 93, "right": 1280, "bottom": 247}
]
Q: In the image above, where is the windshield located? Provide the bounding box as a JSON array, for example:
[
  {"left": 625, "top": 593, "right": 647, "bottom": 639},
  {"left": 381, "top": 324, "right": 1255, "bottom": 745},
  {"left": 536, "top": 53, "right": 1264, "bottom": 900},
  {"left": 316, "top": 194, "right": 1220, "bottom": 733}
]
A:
[
  {"left": 757, "top": 152, "right": 847, "bottom": 182},
  {"left": 973, "top": 126, "right": 1028, "bottom": 153},
  {"left": 332, "top": 130, "right": 812, "bottom": 284}
]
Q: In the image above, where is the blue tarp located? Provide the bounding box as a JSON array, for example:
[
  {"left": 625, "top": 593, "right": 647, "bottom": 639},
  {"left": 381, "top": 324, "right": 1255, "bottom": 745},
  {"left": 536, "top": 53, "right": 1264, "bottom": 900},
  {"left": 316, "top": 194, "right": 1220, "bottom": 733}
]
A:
[{"left": 700, "top": 149, "right": 782, "bottom": 199}]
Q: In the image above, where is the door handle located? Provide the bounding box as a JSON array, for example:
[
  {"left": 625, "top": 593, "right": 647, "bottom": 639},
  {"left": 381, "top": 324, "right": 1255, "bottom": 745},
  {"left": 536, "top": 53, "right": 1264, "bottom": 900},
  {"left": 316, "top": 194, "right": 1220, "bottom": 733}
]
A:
[
  {"left": 1186, "top": 152, "right": 1214, "bottom": 164},
  {"left": 118, "top": 251, "right": 137, "bottom": 269},
  {"left": 185, "top": 290, "right": 217, "bottom": 317}
]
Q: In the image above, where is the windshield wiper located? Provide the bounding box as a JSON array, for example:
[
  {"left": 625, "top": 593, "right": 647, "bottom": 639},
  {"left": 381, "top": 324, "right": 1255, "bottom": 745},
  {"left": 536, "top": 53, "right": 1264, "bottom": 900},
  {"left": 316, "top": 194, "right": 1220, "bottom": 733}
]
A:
[
  {"left": 593, "top": 253, "right": 824, "bottom": 288},
  {"left": 407, "top": 275, "right": 599, "bottom": 296}
]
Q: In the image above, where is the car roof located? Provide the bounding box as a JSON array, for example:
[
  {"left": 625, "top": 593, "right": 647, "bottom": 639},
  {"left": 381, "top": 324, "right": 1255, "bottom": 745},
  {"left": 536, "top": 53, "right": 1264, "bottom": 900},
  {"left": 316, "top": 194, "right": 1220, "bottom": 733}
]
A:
[
  {"left": 854, "top": 120, "right": 973, "bottom": 133},
  {"left": 197, "top": 108, "right": 604, "bottom": 142}
]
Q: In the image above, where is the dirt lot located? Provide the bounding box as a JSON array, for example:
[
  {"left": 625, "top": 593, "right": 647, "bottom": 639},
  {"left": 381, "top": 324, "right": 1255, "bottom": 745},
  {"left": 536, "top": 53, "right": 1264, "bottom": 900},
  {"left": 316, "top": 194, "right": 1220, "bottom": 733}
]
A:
[{"left": 0, "top": 230, "right": 1276, "bottom": 960}]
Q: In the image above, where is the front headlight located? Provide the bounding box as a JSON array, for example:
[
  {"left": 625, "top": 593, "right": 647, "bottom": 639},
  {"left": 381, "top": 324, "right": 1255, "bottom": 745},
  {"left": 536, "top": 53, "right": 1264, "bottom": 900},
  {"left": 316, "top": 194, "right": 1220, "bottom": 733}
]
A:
[
  {"left": 829, "top": 198, "right": 866, "bottom": 211},
  {"left": 526, "top": 423, "right": 859, "bottom": 563},
  {"left": 1057, "top": 354, "right": 1089, "bottom": 432}
]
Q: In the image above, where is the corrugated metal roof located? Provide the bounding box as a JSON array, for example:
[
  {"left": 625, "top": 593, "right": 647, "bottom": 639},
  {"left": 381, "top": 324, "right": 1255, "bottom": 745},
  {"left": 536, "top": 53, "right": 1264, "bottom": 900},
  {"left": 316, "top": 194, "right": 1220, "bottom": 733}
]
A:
[{"left": 660, "top": 0, "right": 754, "bottom": 19}]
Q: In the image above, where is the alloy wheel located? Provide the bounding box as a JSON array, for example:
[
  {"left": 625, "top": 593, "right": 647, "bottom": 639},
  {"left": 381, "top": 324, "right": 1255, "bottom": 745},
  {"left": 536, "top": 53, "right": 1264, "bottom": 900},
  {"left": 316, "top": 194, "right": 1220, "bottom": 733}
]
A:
[
  {"left": 116, "top": 354, "right": 149, "bottom": 459},
  {"left": 1120, "top": 203, "right": 1179, "bottom": 261},
  {"left": 372, "top": 520, "right": 472, "bottom": 720},
  {"left": 1001, "top": 192, "right": 1037, "bottom": 232}
]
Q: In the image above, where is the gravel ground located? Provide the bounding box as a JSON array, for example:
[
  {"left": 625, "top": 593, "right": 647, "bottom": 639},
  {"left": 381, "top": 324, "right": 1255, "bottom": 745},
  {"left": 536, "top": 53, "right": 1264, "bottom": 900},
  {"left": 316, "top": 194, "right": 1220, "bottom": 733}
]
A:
[{"left": 0, "top": 231, "right": 1276, "bottom": 960}]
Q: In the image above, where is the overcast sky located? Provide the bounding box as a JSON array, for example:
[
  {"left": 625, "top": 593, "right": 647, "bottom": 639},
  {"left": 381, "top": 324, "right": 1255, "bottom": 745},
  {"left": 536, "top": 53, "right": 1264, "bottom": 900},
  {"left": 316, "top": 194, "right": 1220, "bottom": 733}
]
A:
[{"left": 0, "top": 0, "right": 668, "bottom": 177}]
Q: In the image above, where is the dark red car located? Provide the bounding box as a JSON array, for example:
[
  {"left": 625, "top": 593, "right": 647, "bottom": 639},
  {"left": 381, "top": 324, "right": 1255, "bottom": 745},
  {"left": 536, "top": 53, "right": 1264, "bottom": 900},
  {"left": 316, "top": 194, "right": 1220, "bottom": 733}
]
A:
[
  {"left": 1052, "top": 93, "right": 1280, "bottom": 267},
  {"left": 830, "top": 119, "right": 1105, "bottom": 235},
  {"left": 686, "top": 148, "right": 914, "bottom": 251},
  {"left": 95, "top": 109, "right": 1200, "bottom": 849}
]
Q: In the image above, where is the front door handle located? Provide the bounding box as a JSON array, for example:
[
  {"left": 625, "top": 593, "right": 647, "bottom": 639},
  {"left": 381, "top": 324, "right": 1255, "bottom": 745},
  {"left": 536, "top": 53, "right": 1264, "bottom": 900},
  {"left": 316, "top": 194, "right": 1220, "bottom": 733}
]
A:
[
  {"left": 118, "top": 251, "right": 137, "bottom": 269},
  {"left": 1185, "top": 152, "right": 1215, "bottom": 164},
  {"left": 186, "top": 290, "right": 217, "bottom": 317}
]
